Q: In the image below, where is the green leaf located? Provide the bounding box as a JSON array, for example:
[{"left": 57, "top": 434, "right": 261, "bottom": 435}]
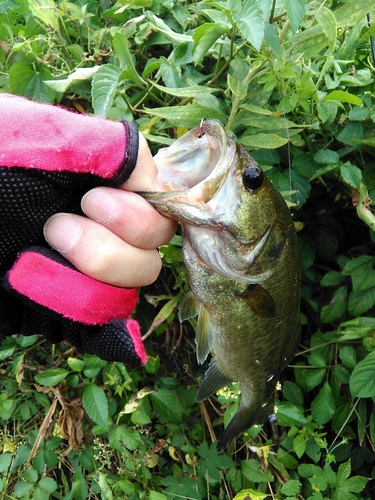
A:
[
  {"left": 109, "top": 426, "right": 143, "bottom": 451},
  {"left": 14, "top": 481, "right": 33, "bottom": 498},
  {"left": 72, "top": 467, "right": 88, "bottom": 500},
  {"left": 240, "top": 132, "right": 289, "bottom": 149},
  {"left": 233, "top": 490, "right": 269, "bottom": 500},
  {"left": 241, "top": 459, "right": 274, "bottom": 483},
  {"left": 313, "top": 149, "right": 339, "bottom": 165},
  {"left": 275, "top": 402, "right": 307, "bottom": 426},
  {"left": 340, "top": 163, "right": 362, "bottom": 189},
  {"left": 350, "top": 350, "right": 375, "bottom": 398},
  {"left": 334, "top": 0, "right": 372, "bottom": 28},
  {"left": 323, "top": 90, "right": 362, "bottom": 106},
  {"left": 311, "top": 382, "right": 335, "bottom": 425},
  {"left": 285, "top": 0, "right": 307, "bottom": 34},
  {"left": 34, "top": 368, "right": 70, "bottom": 387},
  {"left": 29, "top": 0, "right": 59, "bottom": 30},
  {"left": 348, "top": 287, "right": 375, "bottom": 316},
  {"left": 82, "top": 384, "right": 109, "bottom": 430},
  {"left": 39, "top": 477, "right": 57, "bottom": 494},
  {"left": 150, "top": 389, "right": 183, "bottom": 423},
  {"left": 92, "top": 64, "right": 122, "bottom": 118},
  {"left": 320, "top": 285, "right": 348, "bottom": 323},
  {"left": 192, "top": 23, "right": 228, "bottom": 64},
  {"left": 232, "top": 0, "right": 265, "bottom": 51},
  {"left": 152, "top": 82, "right": 220, "bottom": 97},
  {"left": 161, "top": 475, "right": 200, "bottom": 500},
  {"left": 144, "top": 104, "right": 227, "bottom": 128},
  {"left": 0, "top": 454, "right": 12, "bottom": 473},
  {"left": 281, "top": 479, "right": 301, "bottom": 496},
  {"left": 112, "top": 32, "right": 146, "bottom": 86},
  {"left": 45, "top": 66, "right": 100, "bottom": 93},
  {"left": 198, "top": 442, "right": 235, "bottom": 484}
]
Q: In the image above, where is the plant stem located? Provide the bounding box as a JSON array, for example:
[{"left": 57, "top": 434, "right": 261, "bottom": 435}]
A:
[{"left": 226, "top": 62, "right": 266, "bottom": 132}]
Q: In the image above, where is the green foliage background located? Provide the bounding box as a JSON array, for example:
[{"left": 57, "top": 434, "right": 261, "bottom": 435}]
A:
[{"left": 1, "top": 0, "right": 375, "bottom": 498}]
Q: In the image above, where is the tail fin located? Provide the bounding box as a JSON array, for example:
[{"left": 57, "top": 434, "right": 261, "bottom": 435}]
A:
[{"left": 217, "top": 402, "right": 274, "bottom": 452}]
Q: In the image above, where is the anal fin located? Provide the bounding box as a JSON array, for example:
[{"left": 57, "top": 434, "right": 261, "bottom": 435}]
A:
[{"left": 196, "top": 358, "right": 233, "bottom": 402}]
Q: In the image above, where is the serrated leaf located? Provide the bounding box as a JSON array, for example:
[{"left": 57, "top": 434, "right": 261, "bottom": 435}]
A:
[
  {"left": 311, "top": 382, "right": 335, "bottom": 425},
  {"left": 34, "top": 368, "right": 70, "bottom": 387},
  {"left": 320, "top": 285, "right": 348, "bottom": 323},
  {"left": 109, "top": 426, "right": 143, "bottom": 451},
  {"left": 348, "top": 287, "right": 375, "bottom": 316},
  {"left": 82, "top": 384, "right": 108, "bottom": 430},
  {"left": 150, "top": 389, "right": 183, "bottom": 423},
  {"left": 313, "top": 149, "right": 339, "bottom": 165},
  {"left": 285, "top": 0, "right": 307, "bottom": 34},
  {"left": 14, "top": 481, "right": 33, "bottom": 498},
  {"left": 350, "top": 350, "right": 375, "bottom": 398},
  {"left": 92, "top": 64, "right": 122, "bottom": 118},
  {"left": 39, "top": 476, "right": 57, "bottom": 494},
  {"left": 275, "top": 402, "right": 307, "bottom": 426}
]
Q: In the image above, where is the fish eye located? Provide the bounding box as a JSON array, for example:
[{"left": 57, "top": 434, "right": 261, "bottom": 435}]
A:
[{"left": 243, "top": 165, "right": 264, "bottom": 191}]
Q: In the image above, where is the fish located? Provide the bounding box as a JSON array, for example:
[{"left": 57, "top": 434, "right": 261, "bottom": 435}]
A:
[{"left": 140, "top": 120, "right": 300, "bottom": 451}]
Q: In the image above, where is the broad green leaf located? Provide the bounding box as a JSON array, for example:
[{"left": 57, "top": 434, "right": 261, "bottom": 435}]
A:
[
  {"left": 144, "top": 11, "right": 193, "bottom": 44},
  {"left": 275, "top": 402, "right": 307, "bottom": 426},
  {"left": 313, "top": 149, "right": 339, "bottom": 165},
  {"left": 350, "top": 350, "right": 375, "bottom": 398},
  {"left": 240, "top": 133, "right": 289, "bottom": 149},
  {"left": 0, "top": 454, "right": 11, "bottom": 473},
  {"left": 241, "top": 459, "right": 274, "bottom": 483},
  {"left": 39, "top": 477, "right": 57, "bottom": 494},
  {"left": 14, "top": 481, "right": 33, "bottom": 498},
  {"left": 340, "top": 163, "right": 362, "bottom": 189},
  {"left": 285, "top": 0, "right": 307, "bottom": 34},
  {"left": 23, "top": 469, "right": 38, "bottom": 483},
  {"left": 339, "top": 346, "right": 357, "bottom": 369},
  {"left": 82, "top": 384, "right": 108, "bottom": 430},
  {"left": 109, "top": 425, "right": 143, "bottom": 451},
  {"left": 227, "top": 74, "right": 248, "bottom": 100},
  {"left": 162, "top": 475, "right": 200, "bottom": 500},
  {"left": 0, "top": 346, "right": 15, "bottom": 361},
  {"left": 149, "top": 492, "right": 167, "bottom": 500},
  {"left": 281, "top": 479, "right": 301, "bottom": 496},
  {"left": 92, "top": 64, "right": 122, "bottom": 118},
  {"left": 150, "top": 389, "right": 183, "bottom": 423},
  {"left": 291, "top": 25, "right": 329, "bottom": 58},
  {"left": 45, "top": 66, "right": 100, "bottom": 93},
  {"left": 320, "top": 271, "right": 344, "bottom": 287},
  {"left": 96, "top": 471, "right": 114, "bottom": 500},
  {"left": 317, "top": 6, "right": 337, "bottom": 44},
  {"left": 34, "top": 368, "right": 69, "bottom": 387},
  {"left": 311, "top": 382, "right": 335, "bottom": 425},
  {"left": 152, "top": 82, "right": 220, "bottom": 97},
  {"left": 232, "top": 0, "right": 265, "bottom": 51},
  {"left": 144, "top": 104, "right": 227, "bottom": 128},
  {"left": 192, "top": 23, "right": 228, "bottom": 64},
  {"left": 112, "top": 33, "right": 146, "bottom": 86},
  {"left": 320, "top": 285, "right": 348, "bottom": 323},
  {"left": 198, "top": 442, "right": 235, "bottom": 484},
  {"left": 339, "top": 317, "right": 375, "bottom": 340},
  {"left": 295, "top": 365, "right": 326, "bottom": 392},
  {"left": 282, "top": 381, "right": 304, "bottom": 407},
  {"left": 334, "top": 0, "right": 372, "bottom": 28},
  {"left": 72, "top": 467, "right": 88, "bottom": 500},
  {"left": 323, "top": 90, "right": 362, "bottom": 106},
  {"left": 348, "top": 287, "right": 375, "bottom": 316},
  {"left": 29, "top": 0, "right": 59, "bottom": 30}
]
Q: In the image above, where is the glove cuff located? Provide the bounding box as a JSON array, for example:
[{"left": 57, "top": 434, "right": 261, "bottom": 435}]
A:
[
  {"left": 3, "top": 247, "right": 138, "bottom": 325},
  {"left": 112, "top": 121, "right": 139, "bottom": 186}
]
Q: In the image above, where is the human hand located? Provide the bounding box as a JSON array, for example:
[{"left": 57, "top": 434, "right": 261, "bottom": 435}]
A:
[{"left": 44, "top": 133, "right": 177, "bottom": 288}]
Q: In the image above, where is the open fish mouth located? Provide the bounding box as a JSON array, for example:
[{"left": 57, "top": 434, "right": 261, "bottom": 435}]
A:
[{"left": 153, "top": 120, "right": 233, "bottom": 198}]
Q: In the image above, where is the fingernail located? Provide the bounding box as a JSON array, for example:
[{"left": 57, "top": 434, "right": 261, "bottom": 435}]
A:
[
  {"left": 81, "top": 189, "right": 117, "bottom": 223},
  {"left": 44, "top": 214, "right": 82, "bottom": 253}
]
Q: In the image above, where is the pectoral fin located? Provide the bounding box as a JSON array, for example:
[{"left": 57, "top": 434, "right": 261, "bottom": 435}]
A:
[
  {"left": 196, "top": 306, "right": 213, "bottom": 364},
  {"left": 196, "top": 358, "right": 233, "bottom": 402},
  {"left": 238, "top": 284, "right": 276, "bottom": 318},
  {"left": 178, "top": 291, "right": 200, "bottom": 322}
]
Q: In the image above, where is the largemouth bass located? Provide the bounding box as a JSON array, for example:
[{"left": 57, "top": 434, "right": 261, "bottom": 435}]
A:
[{"left": 141, "top": 120, "right": 300, "bottom": 451}]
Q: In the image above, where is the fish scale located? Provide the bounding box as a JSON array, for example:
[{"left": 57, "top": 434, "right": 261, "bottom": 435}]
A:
[{"left": 140, "top": 120, "right": 300, "bottom": 451}]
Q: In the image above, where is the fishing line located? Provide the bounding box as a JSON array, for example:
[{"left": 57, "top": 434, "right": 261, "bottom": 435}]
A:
[{"left": 367, "top": 13, "right": 375, "bottom": 67}]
